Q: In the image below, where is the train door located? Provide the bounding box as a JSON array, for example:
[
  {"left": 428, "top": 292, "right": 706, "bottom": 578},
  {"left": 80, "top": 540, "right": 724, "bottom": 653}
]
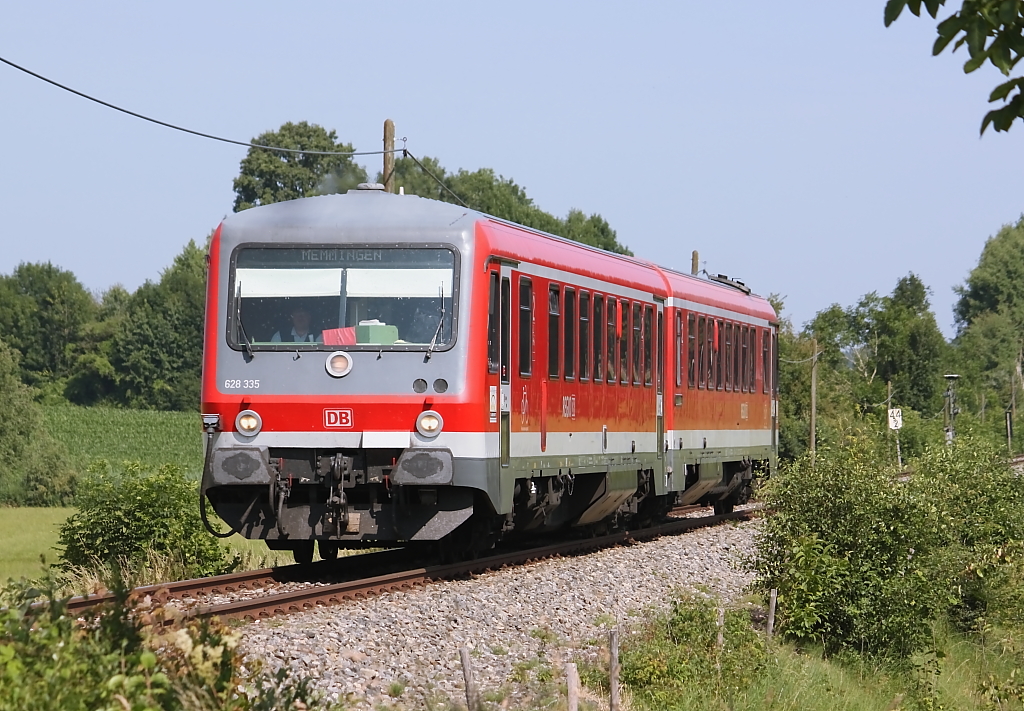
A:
[
  {"left": 487, "top": 267, "right": 512, "bottom": 467},
  {"left": 655, "top": 300, "right": 665, "bottom": 470},
  {"left": 499, "top": 268, "right": 512, "bottom": 467}
]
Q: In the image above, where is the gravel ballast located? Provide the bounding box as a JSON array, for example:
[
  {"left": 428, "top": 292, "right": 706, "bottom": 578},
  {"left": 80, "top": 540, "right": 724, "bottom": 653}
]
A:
[{"left": 239, "top": 517, "right": 760, "bottom": 708}]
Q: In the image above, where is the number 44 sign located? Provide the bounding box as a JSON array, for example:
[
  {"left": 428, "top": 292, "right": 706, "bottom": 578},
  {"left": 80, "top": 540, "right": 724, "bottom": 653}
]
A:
[{"left": 888, "top": 408, "right": 903, "bottom": 431}]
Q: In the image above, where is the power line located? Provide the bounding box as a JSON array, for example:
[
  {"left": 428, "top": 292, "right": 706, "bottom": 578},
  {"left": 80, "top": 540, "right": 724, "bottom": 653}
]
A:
[
  {"left": 0, "top": 54, "right": 471, "bottom": 208},
  {"left": 403, "top": 150, "right": 468, "bottom": 207},
  {"left": 0, "top": 54, "right": 390, "bottom": 157}
]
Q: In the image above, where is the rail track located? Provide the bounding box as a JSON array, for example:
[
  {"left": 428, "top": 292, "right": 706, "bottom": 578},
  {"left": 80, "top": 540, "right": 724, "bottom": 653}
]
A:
[{"left": 66, "top": 507, "right": 757, "bottom": 623}]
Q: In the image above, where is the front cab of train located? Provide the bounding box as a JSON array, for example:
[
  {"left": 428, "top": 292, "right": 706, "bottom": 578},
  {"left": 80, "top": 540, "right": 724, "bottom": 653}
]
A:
[{"left": 199, "top": 190, "right": 489, "bottom": 562}]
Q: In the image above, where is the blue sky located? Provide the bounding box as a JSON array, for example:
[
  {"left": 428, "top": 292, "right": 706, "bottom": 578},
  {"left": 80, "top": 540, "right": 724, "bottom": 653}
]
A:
[{"left": 2, "top": 2, "right": 1022, "bottom": 337}]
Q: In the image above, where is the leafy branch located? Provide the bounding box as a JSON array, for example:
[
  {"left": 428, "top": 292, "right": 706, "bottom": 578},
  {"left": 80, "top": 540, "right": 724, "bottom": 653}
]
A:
[{"left": 884, "top": 0, "right": 1024, "bottom": 132}]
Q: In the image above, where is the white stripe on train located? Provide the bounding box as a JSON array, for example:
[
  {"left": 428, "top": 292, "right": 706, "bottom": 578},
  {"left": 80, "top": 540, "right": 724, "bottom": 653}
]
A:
[{"left": 220, "top": 427, "right": 772, "bottom": 460}]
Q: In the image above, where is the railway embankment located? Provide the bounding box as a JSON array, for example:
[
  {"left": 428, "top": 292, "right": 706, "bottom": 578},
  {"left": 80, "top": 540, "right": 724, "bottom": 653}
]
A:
[{"left": 239, "top": 517, "right": 758, "bottom": 708}]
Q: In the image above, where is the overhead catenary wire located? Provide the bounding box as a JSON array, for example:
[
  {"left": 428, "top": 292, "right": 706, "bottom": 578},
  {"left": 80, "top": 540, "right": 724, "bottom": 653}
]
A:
[
  {"left": 0, "top": 54, "right": 392, "bottom": 157},
  {"left": 402, "top": 150, "right": 468, "bottom": 207},
  {"left": 781, "top": 351, "right": 822, "bottom": 364},
  {"left": 0, "top": 54, "right": 472, "bottom": 205}
]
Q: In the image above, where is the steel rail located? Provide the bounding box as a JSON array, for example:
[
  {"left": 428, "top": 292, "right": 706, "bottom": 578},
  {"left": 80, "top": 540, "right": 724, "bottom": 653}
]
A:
[
  {"left": 64, "top": 547, "right": 410, "bottom": 614},
  {"left": 190, "top": 508, "right": 757, "bottom": 622}
]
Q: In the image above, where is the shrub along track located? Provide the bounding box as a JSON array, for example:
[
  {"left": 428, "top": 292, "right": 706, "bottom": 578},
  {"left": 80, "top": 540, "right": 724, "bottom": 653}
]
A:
[{"left": 66, "top": 507, "right": 757, "bottom": 624}]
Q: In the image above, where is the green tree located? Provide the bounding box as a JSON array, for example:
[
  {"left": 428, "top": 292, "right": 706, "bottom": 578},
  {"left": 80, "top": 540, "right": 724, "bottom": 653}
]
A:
[
  {"left": 0, "top": 337, "right": 74, "bottom": 505},
  {"left": 389, "top": 155, "right": 633, "bottom": 254},
  {"left": 885, "top": 1, "right": 1024, "bottom": 132},
  {"left": 63, "top": 285, "right": 131, "bottom": 405},
  {"left": 0, "top": 262, "right": 97, "bottom": 388},
  {"left": 807, "top": 273, "right": 946, "bottom": 415},
  {"left": 954, "top": 216, "right": 1024, "bottom": 330},
  {"left": 111, "top": 240, "right": 207, "bottom": 410},
  {"left": 232, "top": 121, "right": 367, "bottom": 211}
]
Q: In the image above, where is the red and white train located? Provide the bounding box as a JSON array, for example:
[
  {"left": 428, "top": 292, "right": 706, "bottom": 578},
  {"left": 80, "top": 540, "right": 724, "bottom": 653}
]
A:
[{"left": 200, "top": 184, "right": 778, "bottom": 562}]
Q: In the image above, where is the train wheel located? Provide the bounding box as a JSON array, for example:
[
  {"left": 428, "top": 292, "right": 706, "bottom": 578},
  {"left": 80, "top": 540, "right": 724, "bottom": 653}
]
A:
[
  {"left": 292, "top": 542, "right": 315, "bottom": 565},
  {"left": 319, "top": 541, "right": 339, "bottom": 561},
  {"left": 713, "top": 499, "right": 735, "bottom": 515}
]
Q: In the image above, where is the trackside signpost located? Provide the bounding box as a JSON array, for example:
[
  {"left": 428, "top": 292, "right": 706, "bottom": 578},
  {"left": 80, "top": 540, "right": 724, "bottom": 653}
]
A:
[{"left": 889, "top": 407, "right": 903, "bottom": 469}]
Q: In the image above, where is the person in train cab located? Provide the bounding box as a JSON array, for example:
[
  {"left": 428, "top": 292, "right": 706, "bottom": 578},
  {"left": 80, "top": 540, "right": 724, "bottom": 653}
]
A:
[{"left": 271, "top": 305, "right": 322, "bottom": 343}]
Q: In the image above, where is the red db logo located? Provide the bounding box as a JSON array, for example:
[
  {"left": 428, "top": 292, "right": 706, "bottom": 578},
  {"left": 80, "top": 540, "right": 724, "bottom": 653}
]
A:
[{"left": 324, "top": 409, "right": 354, "bottom": 428}]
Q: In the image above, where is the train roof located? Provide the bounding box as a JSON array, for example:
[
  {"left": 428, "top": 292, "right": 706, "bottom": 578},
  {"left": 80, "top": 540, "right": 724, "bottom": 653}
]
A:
[{"left": 220, "top": 189, "right": 777, "bottom": 324}]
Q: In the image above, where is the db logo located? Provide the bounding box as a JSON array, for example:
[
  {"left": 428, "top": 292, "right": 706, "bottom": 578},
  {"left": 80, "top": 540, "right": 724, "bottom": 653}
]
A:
[{"left": 324, "top": 409, "right": 354, "bottom": 428}]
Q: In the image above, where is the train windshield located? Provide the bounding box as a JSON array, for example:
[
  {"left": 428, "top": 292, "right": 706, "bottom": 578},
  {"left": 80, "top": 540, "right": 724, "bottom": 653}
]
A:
[{"left": 231, "top": 247, "right": 457, "bottom": 350}]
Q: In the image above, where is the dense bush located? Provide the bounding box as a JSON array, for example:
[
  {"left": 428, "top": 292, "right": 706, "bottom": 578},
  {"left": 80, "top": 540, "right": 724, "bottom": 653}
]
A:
[
  {"left": 753, "top": 436, "right": 1024, "bottom": 658},
  {"left": 0, "top": 577, "right": 331, "bottom": 711},
  {"left": 57, "top": 461, "right": 235, "bottom": 579}
]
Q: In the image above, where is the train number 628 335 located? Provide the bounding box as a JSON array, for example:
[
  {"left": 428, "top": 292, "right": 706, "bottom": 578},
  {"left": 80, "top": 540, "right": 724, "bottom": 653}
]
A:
[{"left": 223, "top": 379, "right": 260, "bottom": 389}]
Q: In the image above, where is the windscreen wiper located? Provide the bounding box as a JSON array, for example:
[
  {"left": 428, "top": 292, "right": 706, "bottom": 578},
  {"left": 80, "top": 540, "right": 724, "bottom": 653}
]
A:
[
  {"left": 425, "top": 287, "right": 446, "bottom": 361},
  {"left": 235, "top": 283, "right": 255, "bottom": 359}
]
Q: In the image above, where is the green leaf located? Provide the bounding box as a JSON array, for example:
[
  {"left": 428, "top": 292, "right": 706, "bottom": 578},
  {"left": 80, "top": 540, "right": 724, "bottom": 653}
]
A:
[
  {"left": 989, "top": 77, "right": 1021, "bottom": 101},
  {"left": 999, "top": 0, "right": 1019, "bottom": 24},
  {"left": 967, "top": 18, "right": 989, "bottom": 55},
  {"left": 934, "top": 32, "right": 958, "bottom": 55},
  {"left": 923, "top": 0, "right": 943, "bottom": 17},
  {"left": 965, "top": 52, "right": 989, "bottom": 72},
  {"left": 885, "top": 0, "right": 909, "bottom": 26}
]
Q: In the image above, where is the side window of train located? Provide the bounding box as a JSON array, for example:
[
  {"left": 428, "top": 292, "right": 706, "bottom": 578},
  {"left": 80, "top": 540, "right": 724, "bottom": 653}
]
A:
[
  {"left": 619, "top": 299, "right": 630, "bottom": 385},
  {"left": 657, "top": 308, "right": 664, "bottom": 392},
  {"left": 724, "top": 322, "right": 733, "bottom": 391},
  {"left": 697, "top": 315, "right": 706, "bottom": 389},
  {"left": 705, "top": 316, "right": 715, "bottom": 388},
  {"left": 548, "top": 284, "right": 561, "bottom": 379},
  {"left": 579, "top": 291, "right": 590, "bottom": 382},
  {"left": 606, "top": 298, "right": 617, "bottom": 384},
  {"left": 687, "top": 313, "right": 696, "bottom": 388},
  {"left": 716, "top": 319, "right": 724, "bottom": 391},
  {"left": 643, "top": 305, "right": 653, "bottom": 387},
  {"left": 632, "top": 302, "right": 642, "bottom": 386},
  {"left": 753, "top": 327, "right": 761, "bottom": 393},
  {"left": 487, "top": 272, "right": 500, "bottom": 374},
  {"left": 762, "top": 328, "right": 770, "bottom": 394},
  {"left": 500, "top": 278, "right": 511, "bottom": 384},
  {"left": 772, "top": 331, "right": 779, "bottom": 395},
  {"left": 674, "top": 311, "right": 682, "bottom": 388},
  {"left": 564, "top": 288, "right": 576, "bottom": 380},
  {"left": 592, "top": 294, "right": 604, "bottom": 382},
  {"left": 518, "top": 278, "right": 532, "bottom": 376},
  {"left": 740, "top": 325, "right": 749, "bottom": 392}
]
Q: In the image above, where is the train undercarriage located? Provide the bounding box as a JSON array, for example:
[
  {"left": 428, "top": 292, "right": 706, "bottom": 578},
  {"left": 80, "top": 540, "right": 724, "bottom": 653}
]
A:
[{"left": 202, "top": 444, "right": 759, "bottom": 564}]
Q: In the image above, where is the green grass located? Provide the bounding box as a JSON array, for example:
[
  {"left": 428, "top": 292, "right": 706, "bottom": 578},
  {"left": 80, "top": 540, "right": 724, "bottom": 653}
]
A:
[
  {"left": 0, "top": 507, "right": 299, "bottom": 584},
  {"left": 0, "top": 507, "right": 73, "bottom": 581},
  {"left": 44, "top": 404, "right": 202, "bottom": 477}
]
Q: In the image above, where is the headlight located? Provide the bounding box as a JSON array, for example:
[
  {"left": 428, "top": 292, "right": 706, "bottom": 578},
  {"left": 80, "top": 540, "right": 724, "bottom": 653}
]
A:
[
  {"left": 326, "top": 351, "right": 353, "bottom": 378},
  {"left": 416, "top": 410, "right": 443, "bottom": 438},
  {"left": 235, "top": 409, "right": 262, "bottom": 436}
]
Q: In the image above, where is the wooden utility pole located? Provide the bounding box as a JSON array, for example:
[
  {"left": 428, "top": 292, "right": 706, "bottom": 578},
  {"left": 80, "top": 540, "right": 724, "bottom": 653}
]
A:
[
  {"left": 383, "top": 119, "right": 395, "bottom": 193},
  {"left": 459, "top": 647, "right": 479, "bottom": 711},
  {"left": 691, "top": 250, "right": 699, "bottom": 276},
  {"left": 810, "top": 339, "right": 817, "bottom": 467},
  {"left": 609, "top": 629, "right": 620, "bottom": 711},
  {"left": 566, "top": 663, "right": 580, "bottom": 711},
  {"left": 887, "top": 379, "right": 892, "bottom": 441}
]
